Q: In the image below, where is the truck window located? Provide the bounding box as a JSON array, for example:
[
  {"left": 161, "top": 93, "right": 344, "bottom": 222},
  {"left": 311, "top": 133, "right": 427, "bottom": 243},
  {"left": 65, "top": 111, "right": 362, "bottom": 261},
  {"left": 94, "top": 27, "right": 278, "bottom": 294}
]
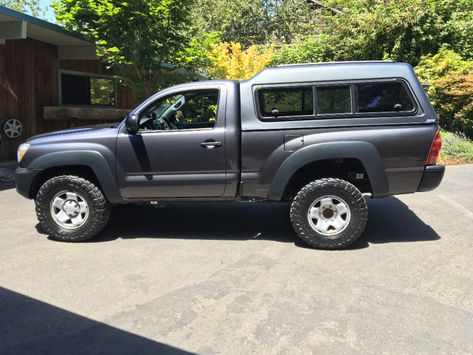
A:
[
  {"left": 258, "top": 87, "right": 313, "bottom": 118},
  {"left": 139, "top": 90, "right": 219, "bottom": 131},
  {"left": 316, "top": 86, "right": 352, "bottom": 115},
  {"left": 357, "top": 82, "right": 414, "bottom": 113}
]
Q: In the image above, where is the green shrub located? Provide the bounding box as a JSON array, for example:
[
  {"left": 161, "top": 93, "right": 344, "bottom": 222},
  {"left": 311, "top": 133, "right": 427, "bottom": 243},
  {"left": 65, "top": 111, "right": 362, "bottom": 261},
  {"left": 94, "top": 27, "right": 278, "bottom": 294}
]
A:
[
  {"left": 415, "top": 48, "right": 473, "bottom": 83},
  {"left": 415, "top": 49, "right": 473, "bottom": 139},
  {"left": 430, "top": 71, "right": 473, "bottom": 139},
  {"left": 439, "top": 130, "right": 473, "bottom": 164}
]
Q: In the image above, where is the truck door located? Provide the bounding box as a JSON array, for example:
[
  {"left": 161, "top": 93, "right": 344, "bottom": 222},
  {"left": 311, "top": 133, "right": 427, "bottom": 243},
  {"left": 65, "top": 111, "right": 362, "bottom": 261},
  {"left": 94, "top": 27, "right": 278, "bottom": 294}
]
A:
[{"left": 116, "top": 85, "right": 227, "bottom": 199}]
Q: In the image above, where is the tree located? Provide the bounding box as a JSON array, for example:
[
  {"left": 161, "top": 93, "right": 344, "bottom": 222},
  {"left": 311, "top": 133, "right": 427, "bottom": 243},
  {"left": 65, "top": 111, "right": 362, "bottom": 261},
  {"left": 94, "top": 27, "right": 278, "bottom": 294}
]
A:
[
  {"left": 272, "top": 0, "right": 473, "bottom": 66},
  {"left": 207, "top": 42, "right": 274, "bottom": 80},
  {"left": 420, "top": 0, "right": 473, "bottom": 61},
  {"left": 54, "top": 0, "right": 214, "bottom": 99},
  {"left": 0, "top": 0, "right": 46, "bottom": 18},
  {"left": 188, "top": 0, "right": 321, "bottom": 47}
]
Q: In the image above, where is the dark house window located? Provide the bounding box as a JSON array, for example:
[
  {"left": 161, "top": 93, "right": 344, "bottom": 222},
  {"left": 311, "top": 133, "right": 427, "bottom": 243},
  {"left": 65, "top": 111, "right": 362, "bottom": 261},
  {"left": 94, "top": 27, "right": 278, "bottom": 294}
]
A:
[
  {"left": 316, "top": 86, "right": 352, "bottom": 114},
  {"left": 258, "top": 87, "right": 313, "bottom": 118},
  {"left": 60, "top": 72, "right": 116, "bottom": 106},
  {"left": 357, "top": 82, "right": 414, "bottom": 113}
]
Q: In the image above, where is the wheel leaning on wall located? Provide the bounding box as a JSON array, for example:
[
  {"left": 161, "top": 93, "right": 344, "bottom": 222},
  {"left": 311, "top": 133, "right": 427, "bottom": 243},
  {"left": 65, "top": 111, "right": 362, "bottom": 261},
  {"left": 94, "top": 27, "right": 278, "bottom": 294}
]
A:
[{"left": 0, "top": 118, "right": 24, "bottom": 139}]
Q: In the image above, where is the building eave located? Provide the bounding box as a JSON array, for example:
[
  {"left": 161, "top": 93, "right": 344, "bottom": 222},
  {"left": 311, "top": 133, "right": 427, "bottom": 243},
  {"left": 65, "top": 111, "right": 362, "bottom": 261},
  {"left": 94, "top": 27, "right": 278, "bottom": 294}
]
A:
[{"left": 0, "top": 5, "right": 88, "bottom": 43}]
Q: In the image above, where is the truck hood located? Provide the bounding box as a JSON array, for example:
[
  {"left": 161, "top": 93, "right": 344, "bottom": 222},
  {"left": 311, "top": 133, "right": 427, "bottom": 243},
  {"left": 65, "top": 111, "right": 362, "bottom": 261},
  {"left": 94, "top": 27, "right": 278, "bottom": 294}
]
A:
[{"left": 27, "top": 123, "right": 121, "bottom": 143}]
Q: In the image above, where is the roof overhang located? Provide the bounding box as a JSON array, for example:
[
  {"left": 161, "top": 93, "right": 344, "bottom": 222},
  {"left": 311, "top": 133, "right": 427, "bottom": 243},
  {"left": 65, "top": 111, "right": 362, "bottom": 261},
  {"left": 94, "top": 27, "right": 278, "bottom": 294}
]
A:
[{"left": 0, "top": 5, "right": 97, "bottom": 59}]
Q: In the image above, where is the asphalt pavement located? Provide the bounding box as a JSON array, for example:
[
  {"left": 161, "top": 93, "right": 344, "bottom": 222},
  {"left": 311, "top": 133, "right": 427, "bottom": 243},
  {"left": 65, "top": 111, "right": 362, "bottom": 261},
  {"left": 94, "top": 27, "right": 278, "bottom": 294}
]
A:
[{"left": 0, "top": 164, "right": 472, "bottom": 354}]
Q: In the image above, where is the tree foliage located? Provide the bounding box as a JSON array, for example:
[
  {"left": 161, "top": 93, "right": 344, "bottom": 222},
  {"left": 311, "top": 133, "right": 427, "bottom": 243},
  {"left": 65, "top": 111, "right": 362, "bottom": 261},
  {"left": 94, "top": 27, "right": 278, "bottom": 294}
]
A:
[
  {"left": 415, "top": 48, "right": 473, "bottom": 83},
  {"left": 428, "top": 0, "right": 473, "bottom": 60},
  {"left": 429, "top": 71, "right": 473, "bottom": 139},
  {"left": 272, "top": 0, "right": 473, "bottom": 67},
  {"left": 413, "top": 49, "right": 473, "bottom": 140},
  {"left": 188, "top": 0, "right": 320, "bottom": 47},
  {"left": 0, "top": 0, "right": 47, "bottom": 18},
  {"left": 207, "top": 42, "right": 274, "bottom": 80},
  {"left": 54, "top": 0, "right": 215, "bottom": 98}
]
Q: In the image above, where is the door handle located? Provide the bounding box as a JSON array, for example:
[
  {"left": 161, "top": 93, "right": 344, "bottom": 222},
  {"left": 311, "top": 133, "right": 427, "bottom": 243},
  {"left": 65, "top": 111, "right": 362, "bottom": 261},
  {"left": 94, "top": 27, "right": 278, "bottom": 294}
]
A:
[{"left": 200, "top": 140, "right": 222, "bottom": 149}]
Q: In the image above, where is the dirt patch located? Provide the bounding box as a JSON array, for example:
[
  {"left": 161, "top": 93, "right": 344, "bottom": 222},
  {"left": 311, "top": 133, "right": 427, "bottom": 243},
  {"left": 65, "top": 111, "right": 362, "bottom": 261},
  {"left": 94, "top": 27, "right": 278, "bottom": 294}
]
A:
[{"left": 438, "top": 157, "right": 473, "bottom": 165}]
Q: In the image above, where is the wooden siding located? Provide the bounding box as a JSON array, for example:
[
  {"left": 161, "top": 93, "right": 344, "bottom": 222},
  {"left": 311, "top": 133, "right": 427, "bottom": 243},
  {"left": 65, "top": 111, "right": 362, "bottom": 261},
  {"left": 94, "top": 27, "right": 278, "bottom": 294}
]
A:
[
  {"left": 0, "top": 39, "right": 136, "bottom": 161},
  {"left": 0, "top": 38, "right": 58, "bottom": 160}
]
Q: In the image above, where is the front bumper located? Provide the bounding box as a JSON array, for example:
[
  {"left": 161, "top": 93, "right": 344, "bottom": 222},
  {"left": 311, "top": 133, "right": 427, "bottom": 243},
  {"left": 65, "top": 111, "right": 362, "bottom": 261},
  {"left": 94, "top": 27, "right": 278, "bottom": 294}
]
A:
[
  {"left": 417, "top": 165, "right": 445, "bottom": 192},
  {"left": 15, "top": 167, "right": 42, "bottom": 199}
]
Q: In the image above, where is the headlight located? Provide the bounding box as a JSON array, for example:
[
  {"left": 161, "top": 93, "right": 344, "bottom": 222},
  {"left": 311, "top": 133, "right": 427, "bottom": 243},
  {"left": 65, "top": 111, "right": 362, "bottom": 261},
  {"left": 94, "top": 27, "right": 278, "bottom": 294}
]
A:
[{"left": 17, "top": 143, "right": 30, "bottom": 163}]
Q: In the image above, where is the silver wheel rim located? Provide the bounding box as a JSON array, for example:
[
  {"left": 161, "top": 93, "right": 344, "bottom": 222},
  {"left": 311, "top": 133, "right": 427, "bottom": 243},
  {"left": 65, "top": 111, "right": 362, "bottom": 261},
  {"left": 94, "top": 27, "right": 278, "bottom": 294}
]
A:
[
  {"left": 307, "top": 195, "right": 351, "bottom": 237},
  {"left": 50, "top": 190, "right": 89, "bottom": 230},
  {"left": 3, "top": 119, "right": 23, "bottom": 138}
]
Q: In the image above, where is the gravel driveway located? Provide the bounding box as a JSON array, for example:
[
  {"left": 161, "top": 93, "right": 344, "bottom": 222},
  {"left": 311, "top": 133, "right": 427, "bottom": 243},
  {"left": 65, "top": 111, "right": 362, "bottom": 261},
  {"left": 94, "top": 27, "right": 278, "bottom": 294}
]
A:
[{"left": 0, "top": 165, "right": 472, "bottom": 354}]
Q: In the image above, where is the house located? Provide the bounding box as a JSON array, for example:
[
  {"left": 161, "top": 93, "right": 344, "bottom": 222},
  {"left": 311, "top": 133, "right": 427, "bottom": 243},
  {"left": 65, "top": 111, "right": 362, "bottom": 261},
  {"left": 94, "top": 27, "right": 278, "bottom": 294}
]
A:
[{"left": 0, "top": 6, "right": 136, "bottom": 161}]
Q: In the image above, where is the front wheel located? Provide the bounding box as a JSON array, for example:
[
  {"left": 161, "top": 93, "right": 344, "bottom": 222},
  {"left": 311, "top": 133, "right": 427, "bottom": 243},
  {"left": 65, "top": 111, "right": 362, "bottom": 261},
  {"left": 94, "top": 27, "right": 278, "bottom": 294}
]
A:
[
  {"left": 290, "top": 178, "right": 368, "bottom": 249},
  {"left": 35, "top": 175, "right": 111, "bottom": 242}
]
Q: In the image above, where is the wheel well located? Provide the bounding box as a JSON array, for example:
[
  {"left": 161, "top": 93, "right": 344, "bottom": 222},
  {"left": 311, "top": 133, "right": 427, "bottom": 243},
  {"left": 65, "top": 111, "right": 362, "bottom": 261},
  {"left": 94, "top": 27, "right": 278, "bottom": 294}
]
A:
[
  {"left": 282, "top": 158, "right": 372, "bottom": 201},
  {"left": 30, "top": 165, "right": 102, "bottom": 199}
]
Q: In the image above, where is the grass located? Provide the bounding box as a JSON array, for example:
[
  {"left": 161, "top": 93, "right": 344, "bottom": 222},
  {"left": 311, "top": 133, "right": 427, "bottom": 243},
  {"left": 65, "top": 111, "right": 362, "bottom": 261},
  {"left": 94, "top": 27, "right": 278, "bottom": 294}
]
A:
[{"left": 438, "top": 129, "right": 473, "bottom": 165}]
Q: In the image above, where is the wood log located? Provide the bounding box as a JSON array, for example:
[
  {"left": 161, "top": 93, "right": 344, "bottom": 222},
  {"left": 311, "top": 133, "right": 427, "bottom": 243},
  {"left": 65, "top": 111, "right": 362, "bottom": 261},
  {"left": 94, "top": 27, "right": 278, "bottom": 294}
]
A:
[{"left": 43, "top": 106, "right": 131, "bottom": 121}]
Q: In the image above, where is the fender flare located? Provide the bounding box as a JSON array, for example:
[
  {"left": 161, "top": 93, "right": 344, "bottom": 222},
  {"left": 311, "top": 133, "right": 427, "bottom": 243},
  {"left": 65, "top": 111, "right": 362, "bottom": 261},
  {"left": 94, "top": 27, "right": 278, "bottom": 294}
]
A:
[
  {"left": 29, "top": 150, "right": 122, "bottom": 204},
  {"left": 267, "top": 141, "right": 389, "bottom": 200}
]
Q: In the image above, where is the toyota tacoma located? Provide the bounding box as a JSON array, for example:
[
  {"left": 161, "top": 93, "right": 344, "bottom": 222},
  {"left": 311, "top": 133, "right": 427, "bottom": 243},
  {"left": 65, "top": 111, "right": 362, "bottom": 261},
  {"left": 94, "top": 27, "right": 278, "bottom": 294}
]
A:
[{"left": 15, "top": 62, "right": 445, "bottom": 249}]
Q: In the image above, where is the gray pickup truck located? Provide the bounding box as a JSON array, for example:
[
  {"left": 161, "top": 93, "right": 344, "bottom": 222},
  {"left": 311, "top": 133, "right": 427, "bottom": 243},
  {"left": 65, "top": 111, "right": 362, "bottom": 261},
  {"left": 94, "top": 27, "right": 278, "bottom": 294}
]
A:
[{"left": 15, "top": 61, "right": 444, "bottom": 249}]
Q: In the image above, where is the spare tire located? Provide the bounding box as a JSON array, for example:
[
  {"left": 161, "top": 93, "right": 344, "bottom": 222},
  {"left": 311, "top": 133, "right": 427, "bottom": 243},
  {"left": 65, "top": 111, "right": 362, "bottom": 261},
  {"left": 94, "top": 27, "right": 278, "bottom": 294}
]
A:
[{"left": 1, "top": 118, "right": 23, "bottom": 139}]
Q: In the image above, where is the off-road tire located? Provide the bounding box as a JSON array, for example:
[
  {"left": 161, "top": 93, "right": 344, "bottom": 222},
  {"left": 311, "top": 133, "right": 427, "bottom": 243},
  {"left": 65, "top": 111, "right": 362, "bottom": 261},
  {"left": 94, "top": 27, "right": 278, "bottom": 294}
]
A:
[
  {"left": 290, "top": 178, "right": 368, "bottom": 250},
  {"left": 35, "top": 175, "right": 111, "bottom": 242}
]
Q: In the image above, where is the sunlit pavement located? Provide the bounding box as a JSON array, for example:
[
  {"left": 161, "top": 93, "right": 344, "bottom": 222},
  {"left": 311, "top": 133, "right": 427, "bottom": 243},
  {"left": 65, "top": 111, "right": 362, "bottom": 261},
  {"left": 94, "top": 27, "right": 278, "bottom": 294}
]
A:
[{"left": 1, "top": 165, "right": 472, "bottom": 354}]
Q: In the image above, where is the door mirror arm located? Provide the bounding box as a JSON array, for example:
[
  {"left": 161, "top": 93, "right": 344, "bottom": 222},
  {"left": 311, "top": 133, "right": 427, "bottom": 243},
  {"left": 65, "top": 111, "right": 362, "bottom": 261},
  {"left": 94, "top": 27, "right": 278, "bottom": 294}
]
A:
[{"left": 125, "top": 114, "right": 139, "bottom": 134}]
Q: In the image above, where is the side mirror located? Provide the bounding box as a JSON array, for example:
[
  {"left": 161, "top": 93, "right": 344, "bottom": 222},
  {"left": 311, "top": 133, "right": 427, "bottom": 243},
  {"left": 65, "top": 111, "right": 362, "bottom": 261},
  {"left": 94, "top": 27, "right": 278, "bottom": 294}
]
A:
[{"left": 125, "top": 114, "right": 139, "bottom": 134}]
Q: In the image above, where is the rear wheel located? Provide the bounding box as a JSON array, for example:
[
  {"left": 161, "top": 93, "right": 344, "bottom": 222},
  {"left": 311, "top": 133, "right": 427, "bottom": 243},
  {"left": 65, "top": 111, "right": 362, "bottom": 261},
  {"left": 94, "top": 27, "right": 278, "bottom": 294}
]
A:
[
  {"left": 35, "top": 175, "right": 111, "bottom": 242},
  {"left": 290, "top": 178, "right": 368, "bottom": 249}
]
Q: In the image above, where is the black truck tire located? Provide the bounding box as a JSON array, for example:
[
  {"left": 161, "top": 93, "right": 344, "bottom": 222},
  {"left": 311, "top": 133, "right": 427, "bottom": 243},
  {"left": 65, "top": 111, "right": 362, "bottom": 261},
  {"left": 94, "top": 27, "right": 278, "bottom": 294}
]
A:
[
  {"left": 35, "top": 175, "right": 111, "bottom": 242},
  {"left": 290, "top": 178, "right": 368, "bottom": 249}
]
